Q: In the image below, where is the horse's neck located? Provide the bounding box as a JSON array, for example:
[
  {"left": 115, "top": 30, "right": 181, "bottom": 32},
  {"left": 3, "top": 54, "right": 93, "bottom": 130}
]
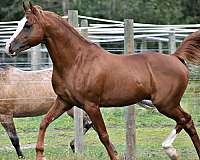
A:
[{"left": 45, "top": 19, "right": 88, "bottom": 71}]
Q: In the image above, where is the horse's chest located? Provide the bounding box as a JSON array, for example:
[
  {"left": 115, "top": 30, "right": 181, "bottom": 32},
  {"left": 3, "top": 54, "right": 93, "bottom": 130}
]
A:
[
  {"left": 51, "top": 67, "right": 103, "bottom": 106},
  {"left": 52, "top": 75, "right": 81, "bottom": 105}
]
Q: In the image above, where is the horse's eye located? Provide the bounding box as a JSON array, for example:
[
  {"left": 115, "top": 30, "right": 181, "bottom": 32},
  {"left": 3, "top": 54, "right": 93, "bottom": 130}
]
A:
[{"left": 24, "top": 22, "right": 32, "bottom": 28}]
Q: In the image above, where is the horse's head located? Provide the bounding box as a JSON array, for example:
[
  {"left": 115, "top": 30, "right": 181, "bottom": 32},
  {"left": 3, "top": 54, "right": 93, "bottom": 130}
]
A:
[{"left": 5, "top": 2, "right": 45, "bottom": 56}]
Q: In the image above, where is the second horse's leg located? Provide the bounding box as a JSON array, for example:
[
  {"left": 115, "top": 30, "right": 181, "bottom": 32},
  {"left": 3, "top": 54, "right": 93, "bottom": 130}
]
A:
[{"left": 0, "top": 114, "right": 24, "bottom": 159}]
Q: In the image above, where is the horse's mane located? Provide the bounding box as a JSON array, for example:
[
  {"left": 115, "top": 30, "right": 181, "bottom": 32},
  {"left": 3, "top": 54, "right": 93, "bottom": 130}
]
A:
[
  {"left": 35, "top": 5, "right": 42, "bottom": 10},
  {"left": 174, "top": 31, "right": 200, "bottom": 65},
  {"left": 43, "top": 10, "right": 98, "bottom": 47}
]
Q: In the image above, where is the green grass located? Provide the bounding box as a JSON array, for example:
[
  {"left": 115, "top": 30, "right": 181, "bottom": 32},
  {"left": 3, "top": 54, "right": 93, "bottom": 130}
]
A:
[
  {"left": 0, "top": 70, "right": 199, "bottom": 160},
  {"left": 0, "top": 107, "right": 199, "bottom": 160}
]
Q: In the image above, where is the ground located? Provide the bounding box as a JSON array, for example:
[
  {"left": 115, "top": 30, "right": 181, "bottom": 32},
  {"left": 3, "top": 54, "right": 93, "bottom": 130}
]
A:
[{"left": 0, "top": 107, "right": 199, "bottom": 160}]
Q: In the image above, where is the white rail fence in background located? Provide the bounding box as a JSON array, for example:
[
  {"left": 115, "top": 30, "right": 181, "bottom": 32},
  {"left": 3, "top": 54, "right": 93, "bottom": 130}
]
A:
[{"left": 0, "top": 14, "right": 199, "bottom": 70}]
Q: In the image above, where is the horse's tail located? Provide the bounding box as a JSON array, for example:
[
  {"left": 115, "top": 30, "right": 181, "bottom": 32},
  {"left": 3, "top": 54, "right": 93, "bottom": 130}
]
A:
[{"left": 173, "top": 31, "right": 200, "bottom": 65}]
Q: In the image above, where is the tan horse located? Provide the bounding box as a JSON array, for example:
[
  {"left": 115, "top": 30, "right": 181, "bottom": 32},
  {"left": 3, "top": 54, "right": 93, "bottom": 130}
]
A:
[
  {"left": 0, "top": 66, "right": 93, "bottom": 158},
  {"left": 6, "top": 2, "right": 200, "bottom": 160}
]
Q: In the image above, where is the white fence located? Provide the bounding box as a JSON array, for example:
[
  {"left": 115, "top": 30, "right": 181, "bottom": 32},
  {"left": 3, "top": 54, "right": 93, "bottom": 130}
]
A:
[{"left": 0, "top": 15, "right": 200, "bottom": 70}]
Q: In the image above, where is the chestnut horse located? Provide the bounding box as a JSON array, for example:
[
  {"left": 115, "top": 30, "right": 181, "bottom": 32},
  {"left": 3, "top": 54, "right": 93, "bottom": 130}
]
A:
[{"left": 6, "top": 2, "right": 200, "bottom": 160}]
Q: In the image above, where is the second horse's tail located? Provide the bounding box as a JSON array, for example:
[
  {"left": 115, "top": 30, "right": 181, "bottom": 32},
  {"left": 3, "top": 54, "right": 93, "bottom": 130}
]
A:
[{"left": 173, "top": 31, "right": 200, "bottom": 65}]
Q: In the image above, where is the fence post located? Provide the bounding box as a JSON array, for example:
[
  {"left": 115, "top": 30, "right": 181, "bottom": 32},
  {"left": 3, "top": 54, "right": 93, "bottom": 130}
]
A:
[
  {"left": 62, "top": 0, "right": 70, "bottom": 16},
  {"left": 31, "top": 44, "right": 41, "bottom": 70},
  {"left": 140, "top": 38, "right": 147, "bottom": 52},
  {"left": 124, "top": 19, "right": 136, "bottom": 160},
  {"left": 68, "top": 10, "right": 84, "bottom": 154},
  {"left": 81, "top": 19, "right": 88, "bottom": 38},
  {"left": 168, "top": 28, "right": 176, "bottom": 54},
  {"left": 158, "top": 41, "right": 163, "bottom": 53}
]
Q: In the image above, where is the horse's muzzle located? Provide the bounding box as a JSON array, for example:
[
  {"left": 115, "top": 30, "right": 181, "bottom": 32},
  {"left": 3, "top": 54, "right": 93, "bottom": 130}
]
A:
[{"left": 6, "top": 41, "right": 29, "bottom": 57}]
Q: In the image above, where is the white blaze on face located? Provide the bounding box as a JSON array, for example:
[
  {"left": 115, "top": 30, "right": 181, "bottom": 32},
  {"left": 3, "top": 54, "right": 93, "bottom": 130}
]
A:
[{"left": 5, "top": 17, "right": 27, "bottom": 54}]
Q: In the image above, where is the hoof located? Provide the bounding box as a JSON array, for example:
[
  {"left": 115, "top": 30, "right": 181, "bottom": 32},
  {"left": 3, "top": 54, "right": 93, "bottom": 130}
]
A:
[
  {"left": 18, "top": 155, "right": 25, "bottom": 159},
  {"left": 36, "top": 156, "right": 46, "bottom": 160},
  {"left": 69, "top": 140, "right": 75, "bottom": 153},
  {"left": 163, "top": 146, "right": 179, "bottom": 160}
]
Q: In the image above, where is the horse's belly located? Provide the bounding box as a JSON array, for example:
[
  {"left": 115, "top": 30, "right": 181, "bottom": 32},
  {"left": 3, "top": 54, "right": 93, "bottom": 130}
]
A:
[
  {"left": 100, "top": 88, "right": 148, "bottom": 107},
  {"left": 13, "top": 98, "right": 55, "bottom": 117}
]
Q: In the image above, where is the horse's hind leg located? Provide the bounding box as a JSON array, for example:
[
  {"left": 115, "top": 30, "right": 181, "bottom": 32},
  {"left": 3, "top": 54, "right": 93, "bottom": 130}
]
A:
[
  {"left": 36, "top": 97, "right": 72, "bottom": 160},
  {"left": 157, "top": 105, "right": 200, "bottom": 160},
  {"left": 162, "top": 124, "right": 182, "bottom": 160},
  {"left": 0, "top": 114, "right": 24, "bottom": 159},
  {"left": 183, "top": 115, "right": 200, "bottom": 158}
]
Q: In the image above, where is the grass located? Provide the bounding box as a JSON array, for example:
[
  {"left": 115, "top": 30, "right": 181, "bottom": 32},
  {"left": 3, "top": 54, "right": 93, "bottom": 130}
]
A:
[{"left": 0, "top": 107, "right": 199, "bottom": 160}]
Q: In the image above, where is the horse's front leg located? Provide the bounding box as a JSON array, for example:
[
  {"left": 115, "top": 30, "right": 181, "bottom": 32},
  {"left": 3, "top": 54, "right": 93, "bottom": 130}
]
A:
[
  {"left": 84, "top": 102, "right": 117, "bottom": 160},
  {"left": 0, "top": 114, "right": 24, "bottom": 159},
  {"left": 35, "top": 97, "right": 72, "bottom": 160}
]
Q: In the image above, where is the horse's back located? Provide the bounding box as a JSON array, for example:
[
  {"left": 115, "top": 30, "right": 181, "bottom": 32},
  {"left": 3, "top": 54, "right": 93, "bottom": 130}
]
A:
[{"left": 100, "top": 52, "right": 189, "bottom": 107}]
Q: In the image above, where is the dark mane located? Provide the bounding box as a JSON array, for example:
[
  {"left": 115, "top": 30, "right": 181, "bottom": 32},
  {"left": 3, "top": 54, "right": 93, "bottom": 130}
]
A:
[{"left": 174, "top": 31, "right": 200, "bottom": 65}]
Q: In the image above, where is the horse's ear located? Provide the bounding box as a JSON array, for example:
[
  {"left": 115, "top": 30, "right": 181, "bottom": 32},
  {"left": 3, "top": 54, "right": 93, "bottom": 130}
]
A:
[
  {"left": 23, "top": 2, "right": 29, "bottom": 12},
  {"left": 29, "top": 1, "right": 38, "bottom": 15},
  {"left": 29, "top": 1, "right": 34, "bottom": 9}
]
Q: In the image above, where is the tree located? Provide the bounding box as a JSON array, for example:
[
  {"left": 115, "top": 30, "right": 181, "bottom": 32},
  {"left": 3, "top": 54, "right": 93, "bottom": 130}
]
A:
[
  {"left": 0, "top": 0, "right": 62, "bottom": 21},
  {"left": 0, "top": 0, "right": 23, "bottom": 21},
  {"left": 181, "top": 0, "right": 200, "bottom": 24},
  {"left": 0, "top": 0, "right": 199, "bottom": 25}
]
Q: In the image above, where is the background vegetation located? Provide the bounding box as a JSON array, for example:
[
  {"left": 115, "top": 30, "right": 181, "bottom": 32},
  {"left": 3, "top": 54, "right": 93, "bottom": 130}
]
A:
[{"left": 1, "top": 0, "right": 200, "bottom": 24}]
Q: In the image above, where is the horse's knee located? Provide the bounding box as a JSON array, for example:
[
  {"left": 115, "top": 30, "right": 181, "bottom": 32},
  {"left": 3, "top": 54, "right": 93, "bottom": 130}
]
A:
[
  {"left": 39, "top": 122, "right": 46, "bottom": 131},
  {"left": 39, "top": 118, "right": 50, "bottom": 131},
  {"left": 99, "top": 132, "right": 110, "bottom": 144},
  {"left": 36, "top": 145, "right": 44, "bottom": 153},
  {"left": 184, "top": 119, "right": 197, "bottom": 136}
]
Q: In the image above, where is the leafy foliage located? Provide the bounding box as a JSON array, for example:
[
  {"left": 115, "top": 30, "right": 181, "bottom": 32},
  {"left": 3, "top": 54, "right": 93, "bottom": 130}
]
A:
[{"left": 0, "top": 0, "right": 200, "bottom": 24}]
